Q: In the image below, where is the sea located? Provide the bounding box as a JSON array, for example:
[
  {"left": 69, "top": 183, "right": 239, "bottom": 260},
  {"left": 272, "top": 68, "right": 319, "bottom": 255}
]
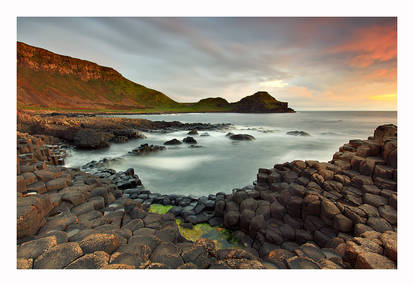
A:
[{"left": 65, "top": 111, "right": 397, "bottom": 196}]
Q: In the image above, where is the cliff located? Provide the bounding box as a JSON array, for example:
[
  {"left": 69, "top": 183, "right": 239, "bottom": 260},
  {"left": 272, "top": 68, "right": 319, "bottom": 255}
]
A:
[{"left": 17, "top": 42, "right": 178, "bottom": 111}]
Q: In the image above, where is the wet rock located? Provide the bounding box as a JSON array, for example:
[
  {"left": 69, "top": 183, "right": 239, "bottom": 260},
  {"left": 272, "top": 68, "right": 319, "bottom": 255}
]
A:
[
  {"left": 183, "top": 137, "right": 197, "bottom": 144},
  {"left": 228, "top": 134, "right": 255, "bottom": 141},
  {"left": 187, "top": 129, "right": 199, "bottom": 135},
  {"left": 129, "top": 143, "right": 166, "bottom": 155},
  {"left": 286, "top": 131, "right": 310, "bottom": 136}
]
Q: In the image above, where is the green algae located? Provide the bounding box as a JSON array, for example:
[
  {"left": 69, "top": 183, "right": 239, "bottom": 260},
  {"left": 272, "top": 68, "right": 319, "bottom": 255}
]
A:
[
  {"left": 148, "top": 204, "right": 173, "bottom": 214},
  {"left": 149, "top": 204, "right": 243, "bottom": 249}
]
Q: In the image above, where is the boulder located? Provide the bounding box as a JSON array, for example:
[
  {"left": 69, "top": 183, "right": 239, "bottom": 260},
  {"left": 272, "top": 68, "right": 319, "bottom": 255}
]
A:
[
  {"left": 321, "top": 199, "right": 340, "bottom": 219},
  {"left": 367, "top": 217, "right": 393, "bottom": 233},
  {"left": 187, "top": 129, "right": 199, "bottom": 135},
  {"left": 378, "top": 205, "right": 397, "bottom": 225},
  {"left": 17, "top": 236, "right": 58, "bottom": 260},
  {"left": 163, "top": 139, "right": 182, "bottom": 145},
  {"left": 66, "top": 251, "right": 109, "bottom": 269},
  {"left": 151, "top": 242, "right": 184, "bottom": 269},
  {"left": 183, "top": 137, "right": 197, "bottom": 144},
  {"left": 270, "top": 200, "right": 285, "bottom": 218},
  {"left": 286, "top": 131, "right": 310, "bottom": 136},
  {"left": 379, "top": 231, "right": 397, "bottom": 262},
  {"left": 240, "top": 198, "right": 258, "bottom": 212},
  {"left": 79, "top": 233, "right": 119, "bottom": 254},
  {"left": 228, "top": 134, "right": 255, "bottom": 141},
  {"left": 286, "top": 256, "right": 320, "bottom": 269},
  {"left": 334, "top": 214, "right": 353, "bottom": 232},
  {"left": 224, "top": 210, "right": 240, "bottom": 229},
  {"left": 46, "top": 177, "right": 67, "bottom": 192},
  {"left": 355, "top": 252, "right": 396, "bottom": 269},
  {"left": 249, "top": 215, "right": 265, "bottom": 236},
  {"left": 17, "top": 195, "right": 53, "bottom": 239},
  {"left": 363, "top": 193, "right": 388, "bottom": 208},
  {"left": 74, "top": 129, "right": 112, "bottom": 149},
  {"left": 34, "top": 242, "right": 83, "bottom": 269},
  {"left": 240, "top": 209, "right": 255, "bottom": 232}
]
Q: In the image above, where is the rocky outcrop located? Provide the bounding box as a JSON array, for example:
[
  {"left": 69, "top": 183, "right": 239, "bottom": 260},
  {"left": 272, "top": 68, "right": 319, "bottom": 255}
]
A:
[
  {"left": 183, "top": 137, "right": 197, "bottom": 144},
  {"left": 164, "top": 139, "right": 182, "bottom": 145},
  {"left": 287, "top": 131, "right": 310, "bottom": 136},
  {"left": 16, "top": 132, "right": 264, "bottom": 269},
  {"left": 17, "top": 112, "right": 230, "bottom": 149},
  {"left": 228, "top": 134, "right": 255, "bottom": 141},
  {"left": 16, "top": 124, "right": 397, "bottom": 269},
  {"left": 129, "top": 144, "right": 166, "bottom": 155},
  {"left": 213, "top": 124, "right": 397, "bottom": 269},
  {"left": 231, "top": 91, "right": 295, "bottom": 113}
]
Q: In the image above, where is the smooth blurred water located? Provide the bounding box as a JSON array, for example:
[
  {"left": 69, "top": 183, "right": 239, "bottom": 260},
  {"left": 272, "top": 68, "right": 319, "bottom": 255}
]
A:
[{"left": 65, "top": 111, "right": 397, "bottom": 196}]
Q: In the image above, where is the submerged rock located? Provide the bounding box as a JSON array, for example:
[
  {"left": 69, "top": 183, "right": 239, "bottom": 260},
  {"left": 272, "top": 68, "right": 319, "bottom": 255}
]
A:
[
  {"left": 187, "top": 129, "right": 199, "bottom": 135},
  {"left": 286, "top": 131, "right": 310, "bottom": 136},
  {"left": 129, "top": 144, "right": 166, "bottom": 155},
  {"left": 183, "top": 137, "right": 197, "bottom": 144},
  {"left": 228, "top": 134, "right": 255, "bottom": 141},
  {"left": 164, "top": 139, "right": 182, "bottom": 145}
]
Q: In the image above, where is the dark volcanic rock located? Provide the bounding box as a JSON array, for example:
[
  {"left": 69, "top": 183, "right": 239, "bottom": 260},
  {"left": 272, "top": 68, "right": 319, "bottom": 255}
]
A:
[
  {"left": 73, "top": 129, "right": 113, "bottom": 149},
  {"left": 183, "top": 137, "right": 197, "bottom": 144},
  {"left": 129, "top": 143, "right": 165, "bottom": 155},
  {"left": 286, "top": 131, "right": 310, "bottom": 136},
  {"left": 164, "top": 139, "right": 182, "bottom": 145},
  {"left": 228, "top": 134, "right": 255, "bottom": 141}
]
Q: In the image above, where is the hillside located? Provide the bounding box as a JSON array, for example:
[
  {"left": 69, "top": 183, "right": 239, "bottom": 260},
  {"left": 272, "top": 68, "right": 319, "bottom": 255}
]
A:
[
  {"left": 17, "top": 42, "right": 294, "bottom": 113},
  {"left": 231, "top": 91, "right": 295, "bottom": 113},
  {"left": 17, "top": 42, "right": 179, "bottom": 111}
]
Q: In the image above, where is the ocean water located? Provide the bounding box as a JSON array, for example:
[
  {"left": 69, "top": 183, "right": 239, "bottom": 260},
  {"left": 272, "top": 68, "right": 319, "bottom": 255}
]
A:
[{"left": 65, "top": 111, "right": 397, "bottom": 196}]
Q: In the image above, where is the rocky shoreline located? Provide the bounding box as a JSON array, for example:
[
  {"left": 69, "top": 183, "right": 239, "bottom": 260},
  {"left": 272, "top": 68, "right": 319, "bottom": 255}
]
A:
[{"left": 16, "top": 117, "right": 397, "bottom": 269}]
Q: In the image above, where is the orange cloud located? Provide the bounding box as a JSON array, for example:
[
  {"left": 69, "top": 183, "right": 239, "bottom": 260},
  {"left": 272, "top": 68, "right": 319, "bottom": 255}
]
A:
[
  {"left": 363, "top": 67, "right": 397, "bottom": 81},
  {"left": 330, "top": 23, "right": 397, "bottom": 68},
  {"left": 369, "top": 93, "right": 397, "bottom": 101}
]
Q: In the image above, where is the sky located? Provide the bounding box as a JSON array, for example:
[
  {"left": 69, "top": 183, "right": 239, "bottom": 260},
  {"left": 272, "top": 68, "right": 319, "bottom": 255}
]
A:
[{"left": 17, "top": 17, "right": 397, "bottom": 110}]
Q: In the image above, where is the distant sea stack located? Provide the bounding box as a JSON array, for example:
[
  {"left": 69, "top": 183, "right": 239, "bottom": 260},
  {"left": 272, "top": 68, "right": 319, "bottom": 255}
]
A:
[{"left": 231, "top": 91, "right": 295, "bottom": 113}]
